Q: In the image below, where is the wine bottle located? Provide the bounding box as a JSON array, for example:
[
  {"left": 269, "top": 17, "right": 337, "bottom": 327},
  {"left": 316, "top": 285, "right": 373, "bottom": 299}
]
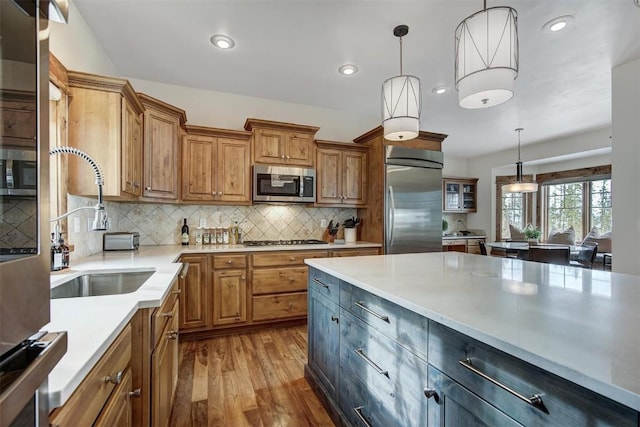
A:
[{"left": 181, "top": 218, "right": 189, "bottom": 245}]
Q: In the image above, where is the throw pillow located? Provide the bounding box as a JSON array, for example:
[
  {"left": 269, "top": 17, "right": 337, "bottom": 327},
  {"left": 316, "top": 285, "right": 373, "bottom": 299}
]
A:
[
  {"left": 509, "top": 224, "right": 525, "bottom": 240},
  {"left": 547, "top": 226, "right": 576, "bottom": 245},
  {"left": 582, "top": 228, "right": 612, "bottom": 253}
]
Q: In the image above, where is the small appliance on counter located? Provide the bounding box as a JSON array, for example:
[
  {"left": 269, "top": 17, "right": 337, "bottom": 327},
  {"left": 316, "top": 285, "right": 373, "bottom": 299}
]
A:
[{"left": 103, "top": 232, "right": 140, "bottom": 251}]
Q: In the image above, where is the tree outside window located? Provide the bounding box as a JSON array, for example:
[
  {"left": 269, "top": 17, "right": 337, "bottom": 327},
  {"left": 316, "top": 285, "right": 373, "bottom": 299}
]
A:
[
  {"left": 590, "top": 179, "right": 612, "bottom": 232},
  {"left": 546, "top": 182, "right": 584, "bottom": 238}
]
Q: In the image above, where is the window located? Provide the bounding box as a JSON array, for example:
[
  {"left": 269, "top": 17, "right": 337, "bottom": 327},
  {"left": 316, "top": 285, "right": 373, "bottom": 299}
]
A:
[
  {"left": 537, "top": 166, "right": 611, "bottom": 241},
  {"left": 495, "top": 175, "right": 534, "bottom": 241}
]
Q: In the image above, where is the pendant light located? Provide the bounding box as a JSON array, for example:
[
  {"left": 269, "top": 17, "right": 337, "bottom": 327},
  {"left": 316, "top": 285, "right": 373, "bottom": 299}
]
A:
[
  {"left": 503, "top": 128, "right": 538, "bottom": 193},
  {"left": 381, "top": 25, "right": 421, "bottom": 141},
  {"left": 455, "top": 1, "right": 519, "bottom": 109}
]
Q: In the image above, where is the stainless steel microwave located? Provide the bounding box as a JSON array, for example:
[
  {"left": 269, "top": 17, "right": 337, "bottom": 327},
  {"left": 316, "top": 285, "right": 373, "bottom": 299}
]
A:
[
  {"left": 253, "top": 164, "right": 316, "bottom": 203},
  {"left": 0, "top": 148, "right": 37, "bottom": 196}
]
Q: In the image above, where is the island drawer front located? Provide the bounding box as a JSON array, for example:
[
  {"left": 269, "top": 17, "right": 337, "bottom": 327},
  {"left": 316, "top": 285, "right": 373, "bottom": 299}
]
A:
[
  {"left": 252, "top": 292, "right": 308, "bottom": 321},
  {"left": 213, "top": 254, "right": 247, "bottom": 269},
  {"left": 339, "top": 370, "right": 400, "bottom": 427},
  {"left": 331, "top": 248, "right": 380, "bottom": 257},
  {"left": 252, "top": 266, "right": 308, "bottom": 295},
  {"left": 152, "top": 278, "right": 179, "bottom": 348},
  {"left": 340, "top": 309, "right": 429, "bottom": 426},
  {"left": 428, "top": 322, "right": 638, "bottom": 427},
  {"left": 427, "top": 364, "right": 522, "bottom": 427},
  {"left": 50, "top": 325, "right": 132, "bottom": 427},
  {"left": 308, "top": 267, "right": 340, "bottom": 303},
  {"left": 252, "top": 250, "right": 329, "bottom": 267},
  {"left": 341, "top": 282, "right": 428, "bottom": 360}
]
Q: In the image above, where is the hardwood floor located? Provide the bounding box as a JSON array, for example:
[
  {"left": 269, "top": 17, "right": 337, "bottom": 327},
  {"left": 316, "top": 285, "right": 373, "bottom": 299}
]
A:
[{"left": 169, "top": 325, "right": 335, "bottom": 427}]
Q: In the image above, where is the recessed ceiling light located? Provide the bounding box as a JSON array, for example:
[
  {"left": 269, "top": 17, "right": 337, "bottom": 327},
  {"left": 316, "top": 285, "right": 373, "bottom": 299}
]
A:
[
  {"left": 542, "top": 15, "right": 575, "bottom": 33},
  {"left": 210, "top": 34, "right": 235, "bottom": 49},
  {"left": 432, "top": 86, "right": 448, "bottom": 95},
  {"left": 338, "top": 64, "right": 358, "bottom": 76}
]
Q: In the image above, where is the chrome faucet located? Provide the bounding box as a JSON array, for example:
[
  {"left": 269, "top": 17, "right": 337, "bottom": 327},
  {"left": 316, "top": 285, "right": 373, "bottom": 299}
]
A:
[{"left": 49, "top": 146, "right": 108, "bottom": 231}]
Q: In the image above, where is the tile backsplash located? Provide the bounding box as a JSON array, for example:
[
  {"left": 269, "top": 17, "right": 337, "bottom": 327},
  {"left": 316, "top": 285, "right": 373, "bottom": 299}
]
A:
[
  {"left": 67, "top": 196, "right": 356, "bottom": 260},
  {"left": 0, "top": 198, "right": 37, "bottom": 249}
]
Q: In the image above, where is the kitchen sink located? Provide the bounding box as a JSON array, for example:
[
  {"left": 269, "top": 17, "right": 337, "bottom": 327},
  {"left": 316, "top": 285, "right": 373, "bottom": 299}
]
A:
[{"left": 50, "top": 270, "right": 154, "bottom": 299}]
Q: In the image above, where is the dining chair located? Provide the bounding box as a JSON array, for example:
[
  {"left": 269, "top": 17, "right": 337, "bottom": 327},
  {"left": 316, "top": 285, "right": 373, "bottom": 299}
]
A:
[
  {"left": 528, "top": 246, "right": 570, "bottom": 265},
  {"left": 479, "top": 241, "right": 487, "bottom": 255},
  {"left": 569, "top": 244, "right": 598, "bottom": 269}
]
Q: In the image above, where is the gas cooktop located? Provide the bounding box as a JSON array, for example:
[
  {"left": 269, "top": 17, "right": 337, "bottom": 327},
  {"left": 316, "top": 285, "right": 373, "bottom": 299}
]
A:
[{"left": 243, "top": 239, "right": 327, "bottom": 247}]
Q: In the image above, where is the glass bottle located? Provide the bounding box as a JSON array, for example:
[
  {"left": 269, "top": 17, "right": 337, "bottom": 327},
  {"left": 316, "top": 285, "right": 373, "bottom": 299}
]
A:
[{"left": 181, "top": 218, "right": 189, "bottom": 245}]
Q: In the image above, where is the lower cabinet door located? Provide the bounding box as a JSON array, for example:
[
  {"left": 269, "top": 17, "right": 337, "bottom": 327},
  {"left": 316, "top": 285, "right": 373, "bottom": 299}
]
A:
[
  {"left": 308, "top": 288, "right": 339, "bottom": 398},
  {"left": 152, "top": 301, "right": 179, "bottom": 427},
  {"left": 94, "top": 368, "right": 133, "bottom": 427},
  {"left": 428, "top": 365, "right": 523, "bottom": 427}
]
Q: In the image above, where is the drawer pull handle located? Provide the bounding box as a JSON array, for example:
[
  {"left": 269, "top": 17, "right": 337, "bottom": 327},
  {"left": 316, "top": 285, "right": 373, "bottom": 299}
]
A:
[
  {"left": 313, "top": 278, "right": 330, "bottom": 289},
  {"left": 331, "top": 315, "right": 339, "bottom": 323},
  {"left": 289, "top": 257, "right": 296, "bottom": 262},
  {"left": 171, "top": 289, "right": 182, "bottom": 295},
  {"left": 128, "top": 388, "right": 141, "bottom": 398},
  {"left": 168, "top": 330, "right": 179, "bottom": 340},
  {"left": 179, "top": 262, "right": 190, "bottom": 279},
  {"left": 227, "top": 260, "right": 233, "bottom": 264},
  {"left": 161, "top": 312, "right": 173, "bottom": 318},
  {"left": 354, "top": 348, "right": 388, "bottom": 377},
  {"left": 423, "top": 388, "right": 440, "bottom": 403},
  {"left": 353, "top": 406, "right": 372, "bottom": 427},
  {"left": 459, "top": 358, "right": 544, "bottom": 408},
  {"left": 354, "top": 301, "right": 390, "bottom": 323},
  {"left": 103, "top": 371, "right": 123, "bottom": 385}
]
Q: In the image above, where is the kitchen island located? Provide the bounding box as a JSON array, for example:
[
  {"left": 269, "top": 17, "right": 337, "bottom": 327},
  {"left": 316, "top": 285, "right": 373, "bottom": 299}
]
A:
[{"left": 305, "top": 252, "right": 640, "bottom": 426}]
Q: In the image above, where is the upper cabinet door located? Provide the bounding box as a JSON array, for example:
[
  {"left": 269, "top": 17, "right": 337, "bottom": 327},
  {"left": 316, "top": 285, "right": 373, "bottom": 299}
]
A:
[
  {"left": 285, "top": 132, "right": 313, "bottom": 167},
  {"left": 217, "top": 137, "right": 250, "bottom": 203},
  {"left": 253, "top": 128, "right": 285, "bottom": 164},
  {"left": 181, "top": 134, "right": 216, "bottom": 202},
  {"left": 316, "top": 148, "right": 342, "bottom": 204},
  {"left": 342, "top": 150, "right": 367, "bottom": 206},
  {"left": 443, "top": 178, "right": 478, "bottom": 212}
]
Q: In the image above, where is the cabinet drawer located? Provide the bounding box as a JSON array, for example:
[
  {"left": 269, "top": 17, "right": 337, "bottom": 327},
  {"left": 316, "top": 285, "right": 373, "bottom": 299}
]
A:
[
  {"left": 308, "top": 267, "right": 340, "bottom": 304},
  {"left": 213, "top": 254, "right": 247, "bottom": 269},
  {"left": 251, "top": 250, "right": 328, "bottom": 267},
  {"left": 152, "top": 278, "right": 179, "bottom": 348},
  {"left": 50, "top": 325, "right": 132, "bottom": 426},
  {"left": 252, "top": 292, "right": 307, "bottom": 321},
  {"left": 340, "top": 309, "right": 429, "bottom": 426},
  {"left": 93, "top": 368, "right": 132, "bottom": 427},
  {"left": 339, "top": 369, "right": 399, "bottom": 427},
  {"left": 331, "top": 248, "right": 380, "bottom": 257},
  {"left": 428, "top": 322, "right": 637, "bottom": 427},
  {"left": 341, "top": 282, "right": 428, "bottom": 360},
  {"left": 443, "top": 239, "right": 466, "bottom": 246},
  {"left": 252, "top": 266, "right": 307, "bottom": 294}
]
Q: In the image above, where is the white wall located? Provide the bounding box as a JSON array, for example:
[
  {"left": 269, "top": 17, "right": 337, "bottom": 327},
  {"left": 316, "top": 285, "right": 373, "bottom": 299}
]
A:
[
  {"left": 612, "top": 58, "right": 640, "bottom": 275},
  {"left": 442, "top": 155, "right": 467, "bottom": 177}
]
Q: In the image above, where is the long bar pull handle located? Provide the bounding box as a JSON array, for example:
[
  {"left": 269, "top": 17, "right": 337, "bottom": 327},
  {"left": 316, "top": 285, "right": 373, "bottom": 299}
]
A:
[
  {"left": 313, "top": 278, "right": 330, "bottom": 289},
  {"left": 354, "top": 348, "right": 388, "bottom": 377},
  {"left": 387, "top": 185, "right": 395, "bottom": 249},
  {"left": 459, "top": 358, "right": 544, "bottom": 407},
  {"left": 353, "top": 406, "right": 373, "bottom": 427},
  {"left": 354, "top": 301, "right": 390, "bottom": 323}
]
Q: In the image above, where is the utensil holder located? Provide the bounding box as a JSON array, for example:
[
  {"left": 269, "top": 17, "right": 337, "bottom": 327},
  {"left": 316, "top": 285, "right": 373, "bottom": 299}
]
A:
[{"left": 345, "top": 228, "right": 356, "bottom": 243}]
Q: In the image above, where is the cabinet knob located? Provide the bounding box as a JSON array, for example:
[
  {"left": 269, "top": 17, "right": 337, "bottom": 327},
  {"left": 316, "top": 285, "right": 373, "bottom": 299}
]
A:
[
  {"left": 286, "top": 156, "right": 290, "bottom": 159},
  {"left": 133, "top": 183, "right": 140, "bottom": 188},
  {"left": 167, "top": 330, "right": 178, "bottom": 340},
  {"left": 128, "top": 388, "right": 141, "bottom": 398},
  {"left": 289, "top": 257, "right": 296, "bottom": 262},
  {"left": 227, "top": 260, "right": 233, "bottom": 264},
  {"left": 103, "top": 370, "right": 123, "bottom": 385},
  {"left": 218, "top": 191, "right": 223, "bottom": 195},
  {"left": 241, "top": 276, "right": 246, "bottom": 281},
  {"left": 281, "top": 155, "right": 285, "bottom": 159},
  {"left": 145, "top": 187, "right": 151, "bottom": 191},
  {"left": 161, "top": 312, "right": 173, "bottom": 318},
  {"left": 424, "top": 388, "right": 440, "bottom": 402},
  {"left": 171, "top": 289, "right": 181, "bottom": 295}
]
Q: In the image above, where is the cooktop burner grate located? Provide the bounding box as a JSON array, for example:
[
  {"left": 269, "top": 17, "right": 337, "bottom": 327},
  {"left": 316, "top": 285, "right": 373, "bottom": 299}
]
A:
[{"left": 243, "top": 239, "right": 327, "bottom": 246}]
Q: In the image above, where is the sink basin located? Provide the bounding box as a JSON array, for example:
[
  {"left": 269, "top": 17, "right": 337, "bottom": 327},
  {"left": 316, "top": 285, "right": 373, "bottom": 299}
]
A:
[{"left": 51, "top": 271, "right": 154, "bottom": 299}]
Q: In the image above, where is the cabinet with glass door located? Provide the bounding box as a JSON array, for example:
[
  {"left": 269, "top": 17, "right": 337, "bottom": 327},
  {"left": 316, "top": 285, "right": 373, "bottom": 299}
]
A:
[{"left": 443, "top": 178, "right": 478, "bottom": 212}]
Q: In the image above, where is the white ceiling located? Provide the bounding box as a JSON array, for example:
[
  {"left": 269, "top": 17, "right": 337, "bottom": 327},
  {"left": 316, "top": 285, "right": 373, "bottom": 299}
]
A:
[{"left": 72, "top": 0, "right": 639, "bottom": 159}]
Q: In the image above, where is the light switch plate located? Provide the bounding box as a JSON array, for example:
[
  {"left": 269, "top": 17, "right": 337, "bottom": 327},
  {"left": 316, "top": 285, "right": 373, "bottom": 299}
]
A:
[
  {"left": 199, "top": 218, "right": 206, "bottom": 228},
  {"left": 73, "top": 217, "right": 80, "bottom": 233},
  {"left": 320, "top": 219, "right": 327, "bottom": 228}
]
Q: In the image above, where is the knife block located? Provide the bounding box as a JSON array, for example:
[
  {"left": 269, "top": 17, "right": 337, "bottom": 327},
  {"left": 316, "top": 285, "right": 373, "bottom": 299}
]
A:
[{"left": 322, "top": 228, "right": 335, "bottom": 243}]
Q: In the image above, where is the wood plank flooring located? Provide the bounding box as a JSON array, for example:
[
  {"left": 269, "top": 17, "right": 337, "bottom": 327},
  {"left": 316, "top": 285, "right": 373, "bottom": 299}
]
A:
[{"left": 169, "top": 325, "right": 335, "bottom": 427}]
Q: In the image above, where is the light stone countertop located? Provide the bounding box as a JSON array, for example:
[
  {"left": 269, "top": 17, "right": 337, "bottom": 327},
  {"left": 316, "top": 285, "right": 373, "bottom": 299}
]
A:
[
  {"left": 305, "top": 252, "right": 640, "bottom": 411},
  {"left": 46, "top": 241, "right": 380, "bottom": 408},
  {"left": 442, "top": 234, "right": 487, "bottom": 240}
]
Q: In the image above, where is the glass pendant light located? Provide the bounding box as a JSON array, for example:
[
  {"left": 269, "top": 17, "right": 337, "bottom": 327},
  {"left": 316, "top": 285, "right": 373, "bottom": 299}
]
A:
[
  {"left": 455, "top": 0, "right": 519, "bottom": 109},
  {"left": 381, "top": 25, "right": 421, "bottom": 141},
  {"left": 502, "top": 128, "right": 538, "bottom": 193}
]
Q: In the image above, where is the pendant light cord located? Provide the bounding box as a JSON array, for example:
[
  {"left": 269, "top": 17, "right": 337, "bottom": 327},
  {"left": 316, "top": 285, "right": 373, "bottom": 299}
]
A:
[
  {"left": 516, "top": 127, "right": 523, "bottom": 162},
  {"left": 399, "top": 35, "right": 403, "bottom": 75}
]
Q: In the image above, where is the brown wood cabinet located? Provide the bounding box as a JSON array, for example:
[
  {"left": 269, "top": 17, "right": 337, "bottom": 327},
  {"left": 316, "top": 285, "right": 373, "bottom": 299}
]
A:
[
  {"left": 244, "top": 118, "right": 319, "bottom": 167},
  {"left": 354, "top": 126, "right": 448, "bottom": 247},
  {"left": 94, "top": 369, "right": 133, "bottom": 427},
  {"left": 212, "top": 255, "right": 247, "bottom": 326},
  {"left": 330, "top": 247, "right": 380, "bottom": 257},
  {"left": 151, "top": 293, "right": 179, "bottom": 427},
  {"left": 181, "top": 125, "right": 251, "bottom": 204},
  {"left": 443, "top": 177, "right": 478, "bottom": 212},
  {"left": 178, "top": 254, "right": 210, "bottom": 331},
  {"left": 138, "top": 93, "right": 187, "bottom": 201},
  {"left": 316, "top": 140, "right": 368, "bottom": 207},
  {"left": 1, "top": 90, "right": 36, "bottom": 148},
  {"left": 50, "top": 325, "right": 133, "bottom": 426},
  {"left": 66, "top": 71, "right": 144, "bottom": 199},
  {"left": 442, "top": 237, "right": 485, "bottom": 254}
]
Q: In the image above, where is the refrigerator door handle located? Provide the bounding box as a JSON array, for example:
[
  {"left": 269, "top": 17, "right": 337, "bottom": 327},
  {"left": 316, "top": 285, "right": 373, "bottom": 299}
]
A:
[{"left": 387, "top": 185, "right": 395, "bottom": 247}]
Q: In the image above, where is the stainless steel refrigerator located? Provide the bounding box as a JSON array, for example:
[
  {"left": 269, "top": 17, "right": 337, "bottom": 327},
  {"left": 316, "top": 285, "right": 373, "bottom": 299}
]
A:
[{"left": 384, "top": 146, "right": 443, "bottom": 254}]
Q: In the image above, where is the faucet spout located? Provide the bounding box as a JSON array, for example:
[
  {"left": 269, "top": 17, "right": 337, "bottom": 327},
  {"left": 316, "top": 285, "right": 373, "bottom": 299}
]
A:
[{"left": 49, "top": 146, "right": 108, "bottom": 231}]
